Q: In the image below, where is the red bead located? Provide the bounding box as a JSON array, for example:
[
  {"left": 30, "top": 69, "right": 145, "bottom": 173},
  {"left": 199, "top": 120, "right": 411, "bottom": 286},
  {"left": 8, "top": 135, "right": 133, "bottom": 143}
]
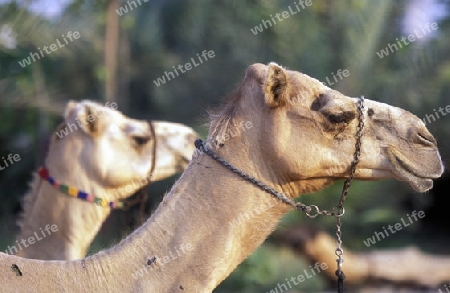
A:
[{"left": 38, "top": 168, "right": 49, "bottom": 179}]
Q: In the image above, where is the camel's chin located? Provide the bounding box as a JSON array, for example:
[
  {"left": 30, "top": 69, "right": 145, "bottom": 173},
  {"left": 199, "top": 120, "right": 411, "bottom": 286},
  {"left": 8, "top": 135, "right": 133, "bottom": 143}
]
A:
[
  {"left": 407, "top": 177, "right": 434, "bottom": 193},
  {"left": 176, "top": 156, "right": 191, "bottom": 172},
  {"left": 390, "top": 154, "right": 435, "bottom": 193}
]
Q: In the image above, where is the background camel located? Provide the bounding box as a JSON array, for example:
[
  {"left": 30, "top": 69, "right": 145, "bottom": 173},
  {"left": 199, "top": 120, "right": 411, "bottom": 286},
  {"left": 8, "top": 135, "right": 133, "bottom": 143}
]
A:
[
  {"left": 0, "top": 63, "right": 443, "bottom": 292},
  {"left": 14, "top": 100, "right": 198, "bottom": 260}
]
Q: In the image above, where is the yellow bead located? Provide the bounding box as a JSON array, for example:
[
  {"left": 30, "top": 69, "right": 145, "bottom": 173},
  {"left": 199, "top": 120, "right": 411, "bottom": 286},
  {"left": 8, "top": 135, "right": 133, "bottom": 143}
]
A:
[{"left": 68, "top": 187, "right": 78, "bottom": 197}]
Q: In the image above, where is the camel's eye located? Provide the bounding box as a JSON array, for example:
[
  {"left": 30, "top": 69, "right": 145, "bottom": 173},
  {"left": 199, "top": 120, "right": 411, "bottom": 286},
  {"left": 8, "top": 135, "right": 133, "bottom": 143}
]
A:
[{"left": 132, "top": 135, "right": 151, "bottom": 146}]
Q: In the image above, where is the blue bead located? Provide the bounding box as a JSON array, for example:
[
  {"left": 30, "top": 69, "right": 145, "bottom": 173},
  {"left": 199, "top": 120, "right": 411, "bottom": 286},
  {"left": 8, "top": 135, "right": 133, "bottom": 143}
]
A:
[{"left": 78, "top": 191, "right": 88, "bottom": 199}]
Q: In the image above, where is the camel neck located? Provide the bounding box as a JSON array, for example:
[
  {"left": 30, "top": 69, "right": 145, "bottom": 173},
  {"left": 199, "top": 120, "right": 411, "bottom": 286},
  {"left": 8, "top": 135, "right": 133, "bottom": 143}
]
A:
[
  {"left": 1, "top": 144, "right": 292, "bottom": 291},
  {"left": 15, "top": 172, "right": 111, "bottom": 260},
  {"left": 91, "top": 149, "right": 292, "bottom": 291}
]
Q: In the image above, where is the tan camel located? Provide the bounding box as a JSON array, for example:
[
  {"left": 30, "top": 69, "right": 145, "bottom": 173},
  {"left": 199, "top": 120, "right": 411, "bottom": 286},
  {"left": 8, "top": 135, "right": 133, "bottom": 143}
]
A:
[
  {"left": 13, "top": 100, "right": 198, "bottom": 260},
  {"left": 0, "top": 63, "right": 443, "bottom": 292}
]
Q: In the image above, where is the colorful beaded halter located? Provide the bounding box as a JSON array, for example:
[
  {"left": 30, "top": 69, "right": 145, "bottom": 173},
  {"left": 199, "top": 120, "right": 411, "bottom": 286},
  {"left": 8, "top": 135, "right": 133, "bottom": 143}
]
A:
[{"left": 38, "top": 167, "right": 125, "bottom": 209}]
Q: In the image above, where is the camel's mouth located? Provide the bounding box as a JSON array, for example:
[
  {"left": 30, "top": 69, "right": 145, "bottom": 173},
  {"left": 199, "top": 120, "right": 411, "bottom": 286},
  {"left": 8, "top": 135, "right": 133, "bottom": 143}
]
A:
[{"left": 389, "top": 150, "right": 443, "bottom": 193}]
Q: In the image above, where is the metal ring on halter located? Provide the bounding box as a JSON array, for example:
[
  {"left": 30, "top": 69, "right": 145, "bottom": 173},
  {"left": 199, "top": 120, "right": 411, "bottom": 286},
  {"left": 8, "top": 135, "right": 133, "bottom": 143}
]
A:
[
  {"left": 334, "top": 206, "right": 345, "bottom": 217},
  {"left": 305, "top": 205, "right": 320, "bottom": 218},
  {"left": 335, "top": 247, "right": 344, "bottom": 257}
]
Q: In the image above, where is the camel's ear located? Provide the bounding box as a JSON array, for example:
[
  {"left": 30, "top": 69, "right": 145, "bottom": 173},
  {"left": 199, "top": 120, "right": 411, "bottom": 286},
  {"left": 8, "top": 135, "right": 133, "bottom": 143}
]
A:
[
  {"left": 64, "top": 100, "right": 78, "bottom": 119},
  {"left": 264, "top": 62, "right": 289, "bottom": 108},
  {"left": 64, "top": 101, "right": 99, "bottom": 135}
]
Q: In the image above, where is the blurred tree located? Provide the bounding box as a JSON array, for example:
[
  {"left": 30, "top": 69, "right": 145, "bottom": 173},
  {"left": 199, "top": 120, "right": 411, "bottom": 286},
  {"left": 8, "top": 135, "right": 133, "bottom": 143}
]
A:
[{"left": 104, "top": 0, "right": 120, "bottom": 105}]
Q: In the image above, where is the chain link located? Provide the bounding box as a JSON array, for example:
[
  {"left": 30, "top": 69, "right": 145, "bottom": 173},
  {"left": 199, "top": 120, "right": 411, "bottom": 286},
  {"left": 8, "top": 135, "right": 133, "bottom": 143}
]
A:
[
  {"left": 335, "top": 216, "right": 344, "bottom": 263},
  {"left": 294, "top": 96, "right": 365, "bottom": 221},
  {"left": 333, "top": 96, "right": 364, "bottom": 293}
]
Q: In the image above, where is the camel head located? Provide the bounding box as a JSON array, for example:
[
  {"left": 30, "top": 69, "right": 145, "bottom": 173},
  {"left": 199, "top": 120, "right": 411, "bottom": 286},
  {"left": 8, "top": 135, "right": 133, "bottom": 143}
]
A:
[
  {"left": 47, "top": 100, "right": 198, "bottom": 200},
  {"left": 210, "top": 63, "right": 444, "bottom": 194},
  {"left": 151, "top": 121, "right": 199, "bottom": 180}
]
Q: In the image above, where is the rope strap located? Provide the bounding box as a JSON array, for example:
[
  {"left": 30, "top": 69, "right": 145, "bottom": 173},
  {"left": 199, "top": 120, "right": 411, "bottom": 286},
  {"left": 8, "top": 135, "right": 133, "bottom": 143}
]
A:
[
  {"left": 196, "top": 140, "right": 302, "bottom": 209},
  {"left": 336, "top": 269, "right": 346, "bottom": 293},
  {"left": 195, "top": 139, "right": 343, "bottom": 218}
]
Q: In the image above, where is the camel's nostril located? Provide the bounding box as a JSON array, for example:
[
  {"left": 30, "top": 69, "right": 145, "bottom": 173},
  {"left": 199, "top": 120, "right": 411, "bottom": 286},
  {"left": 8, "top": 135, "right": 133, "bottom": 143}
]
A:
[{"left": 415, "top": 130, "right": 436, "bottom": 147}]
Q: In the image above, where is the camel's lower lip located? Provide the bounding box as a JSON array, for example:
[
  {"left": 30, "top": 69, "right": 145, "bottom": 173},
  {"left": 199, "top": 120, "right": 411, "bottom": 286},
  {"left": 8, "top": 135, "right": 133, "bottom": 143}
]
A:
[
  {"left": 391, "top": 154, "right": 434, "bottom": 192},
  {"left": 177, "top": 155, "right": 191, "bottom": 170}
]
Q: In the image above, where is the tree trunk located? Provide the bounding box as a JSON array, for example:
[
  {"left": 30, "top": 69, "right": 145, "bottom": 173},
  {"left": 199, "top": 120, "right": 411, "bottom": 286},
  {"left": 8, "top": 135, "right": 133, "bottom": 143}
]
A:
[
  {"left": 104, "top": 0, "right": 120, "bottom": 104},
  {"left": 272, "top": 225, "right": 450, "bottom": 288},
  {"left": 118, "top": 23, "right": 130, "bottom": 113},
  {"left": 32, "top": 62, "right": 49, "bottom": 164}
]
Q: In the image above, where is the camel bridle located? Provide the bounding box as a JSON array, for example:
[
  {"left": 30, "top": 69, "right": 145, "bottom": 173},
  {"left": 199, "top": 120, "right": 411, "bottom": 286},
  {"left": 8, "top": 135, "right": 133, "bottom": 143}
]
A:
[
  {"left": 195, "top": 96, "right": 365, "bottom": 293},
  {"left": 120, "top": 120, "right": 157, "bottom": 227},
  {"left": 121, "top": 120, "right": 157, "bottom": 207}
]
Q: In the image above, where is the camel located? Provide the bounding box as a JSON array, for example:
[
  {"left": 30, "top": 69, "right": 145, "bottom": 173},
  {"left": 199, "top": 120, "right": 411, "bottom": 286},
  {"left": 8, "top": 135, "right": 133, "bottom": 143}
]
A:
[
  {"left": 0, "top": 63, "right": 443, "bottom": 292},
  {"left": 13, "top": 100, "right": 198, "bottom": 260}
]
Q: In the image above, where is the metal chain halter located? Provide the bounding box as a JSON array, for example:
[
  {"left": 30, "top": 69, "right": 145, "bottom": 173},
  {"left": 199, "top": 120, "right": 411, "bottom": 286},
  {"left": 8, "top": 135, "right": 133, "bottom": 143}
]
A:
[{"left": 195, "top": 96, "right": 365, "bottom": 293}]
